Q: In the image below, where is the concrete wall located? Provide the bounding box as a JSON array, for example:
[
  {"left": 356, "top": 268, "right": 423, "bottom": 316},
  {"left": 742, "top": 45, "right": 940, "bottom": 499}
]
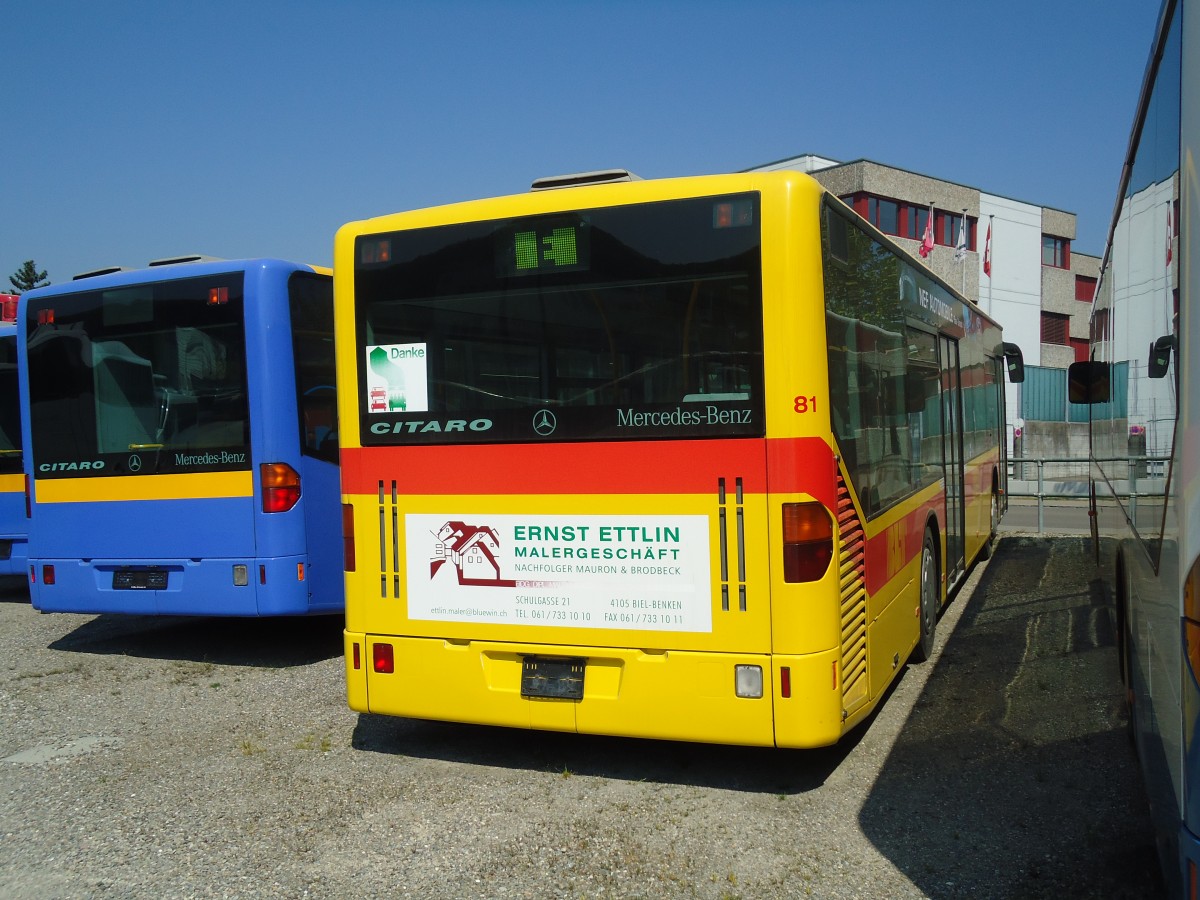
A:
[{"left": 1013, "top": 420, "right": 1091, "bottom": 480}]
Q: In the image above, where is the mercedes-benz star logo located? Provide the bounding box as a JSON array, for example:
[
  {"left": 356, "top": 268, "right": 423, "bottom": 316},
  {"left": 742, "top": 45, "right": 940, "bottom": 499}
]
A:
[
  {"left": 127, "top": 455, "right": 142, "bottom": 472},
  {"left": 532, "top": 409, "right": 557, "bottom": 436}
]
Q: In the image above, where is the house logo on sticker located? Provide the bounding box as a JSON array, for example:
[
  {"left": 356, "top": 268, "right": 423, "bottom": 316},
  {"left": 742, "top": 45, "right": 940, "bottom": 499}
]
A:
[{"left": 429, "top": 521, "right": 516, "bottom": 588}]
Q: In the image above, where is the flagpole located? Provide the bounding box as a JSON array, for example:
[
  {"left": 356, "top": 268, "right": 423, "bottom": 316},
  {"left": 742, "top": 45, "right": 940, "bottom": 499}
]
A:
[
  {"left": 986, "top": 215, "right": 994, "bottom": 316},
  {"left": 961, "top": 208, "right": 967, "bottom": 295}
]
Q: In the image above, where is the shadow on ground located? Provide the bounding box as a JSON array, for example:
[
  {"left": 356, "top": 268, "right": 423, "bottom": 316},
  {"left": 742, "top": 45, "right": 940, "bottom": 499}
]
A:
[
  {"left": 858, "top": 536, "right": 1161, "bottom": 898},
  {"left": 351, "top": 709, "right": 863, "bottom": 794},
  {"left": 0, "top": 575, "right": 30, "bottom": 602},
  {"left": 46, "top": 612, "right": 344, "bottom": 668}
]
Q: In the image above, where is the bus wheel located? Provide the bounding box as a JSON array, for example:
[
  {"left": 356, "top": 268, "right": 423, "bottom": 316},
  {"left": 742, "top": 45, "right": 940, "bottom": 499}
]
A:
[
  {"left": 979, "top": 491, "right": 998, "bottom": 560},
  {"left": 914, "top": 530, "right": 939, "bottom": 662}
]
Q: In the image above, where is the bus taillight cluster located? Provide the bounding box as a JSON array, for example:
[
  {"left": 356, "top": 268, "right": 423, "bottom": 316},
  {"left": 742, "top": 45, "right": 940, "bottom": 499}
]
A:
[{"left": 781, "top": 502, "right": 833, "bottom": 583}]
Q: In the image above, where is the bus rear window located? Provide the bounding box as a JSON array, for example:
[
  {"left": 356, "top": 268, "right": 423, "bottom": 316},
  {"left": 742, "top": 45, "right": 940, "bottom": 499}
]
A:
[
  {"left": 355, "top": 193, "right": 765, "bottom": 444},
  {"left": 0, "top": 333, "right": 20, "bottom": 475},
  {"left": 26, "top": 274, "right": 250, "bottom": 478}
]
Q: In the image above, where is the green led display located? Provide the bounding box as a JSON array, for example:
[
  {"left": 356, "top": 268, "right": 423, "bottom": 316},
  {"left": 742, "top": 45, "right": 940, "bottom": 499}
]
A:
[
  {"left": 543, "top": 227, "right": 577, "bottom": 267},
  {"left": 514, "top": 231, "right": 540, "bottom": 270},
  {"left": 500, "top": 218, "right": 589, "bottom": 277}
]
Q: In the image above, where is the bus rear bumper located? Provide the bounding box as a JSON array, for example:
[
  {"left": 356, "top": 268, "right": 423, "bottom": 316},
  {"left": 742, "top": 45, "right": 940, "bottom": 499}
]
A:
[
  {"left": 344, "top": 632, "right": 847, "bottom": 748},
  {"left": 0, "top": 536, "right": 28, "bottom": 577},
  {"left": 28, "top": 555, "right": 327, "bottom": 616}
]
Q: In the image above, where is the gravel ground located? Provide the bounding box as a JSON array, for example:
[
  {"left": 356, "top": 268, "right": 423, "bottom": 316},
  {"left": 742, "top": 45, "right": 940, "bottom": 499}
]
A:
[{"left": 0, "top": 537, "right": 1161, "bottom": 899}]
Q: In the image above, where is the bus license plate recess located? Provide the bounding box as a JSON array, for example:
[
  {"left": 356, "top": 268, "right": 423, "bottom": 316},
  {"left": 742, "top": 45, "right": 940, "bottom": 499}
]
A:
[
  {"left": 112, "top": 568, "right": 167, "bottom": 590},
  {"left": 521, "top": 656, "right": 585, "bottom": 700}
]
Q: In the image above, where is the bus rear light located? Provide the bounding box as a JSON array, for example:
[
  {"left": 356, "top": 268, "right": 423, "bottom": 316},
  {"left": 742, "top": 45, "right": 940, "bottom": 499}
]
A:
[
  {"left": 232, "top": 564, "right": 249, "bottom": 586},
  {"left": 735, "top": 664, "right": 763, "bottom": 699},
  {"left": 260, "top": 463, "right": 300, "bottom": 513},
  {"left": 297, "top": 563, "right": 305, "bottom": 582},
  {"left": 208, "top": 287, "right": 228, "bottom": 305},
  {"left": 259, "top": 565, "right": 267, "bottom": 585},
  {"left": 352, "top": 642, "right": 361, "bottom": 670},
  {"left": 781, "top": 502, "right": 833, "bottom": 583},
  {"left": 780, "top": 666, "right": 791, "bottom": 698},
  {"left": 42, "top": 565, "right": 55, "bottom": 586},
  {"left": 373, "top": 642, "right": 394, "bottom": 674},
  {"left": 342, "top": 503, "right": 356, "bottom": 572}
]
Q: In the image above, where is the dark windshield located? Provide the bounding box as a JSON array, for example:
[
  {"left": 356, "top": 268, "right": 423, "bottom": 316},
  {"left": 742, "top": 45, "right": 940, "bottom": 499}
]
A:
[
  {"left": 26, "top": 273, "right": 249, "bottom": 478},
  {"left": 355, "top": 193, "right": 764, "bottom": 444},
  {"left": 0, "top": 332, "right": 20, "bottom": 474}
]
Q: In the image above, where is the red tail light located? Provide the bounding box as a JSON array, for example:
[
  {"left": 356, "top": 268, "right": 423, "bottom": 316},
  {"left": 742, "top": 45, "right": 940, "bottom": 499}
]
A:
[
  {"left": 260, "top": 463, "right": 300, "bottom": 513},
  {"left": 373, "top": 642, "right": 394, "bottom": 674},
  {"left": 42, "top": 565, "right": 56, "bottom": 586},
  {"left": 781, "top": 502, "right": 833, "bottom": 583},
  {"left": 342, "top": 503, "right": 356, "bottom": 572}
]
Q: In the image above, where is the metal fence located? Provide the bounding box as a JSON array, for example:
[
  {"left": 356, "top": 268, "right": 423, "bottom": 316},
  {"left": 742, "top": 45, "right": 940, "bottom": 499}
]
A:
[{"left": 1006, "top": 455, "right": 1169, "bottom": 533}]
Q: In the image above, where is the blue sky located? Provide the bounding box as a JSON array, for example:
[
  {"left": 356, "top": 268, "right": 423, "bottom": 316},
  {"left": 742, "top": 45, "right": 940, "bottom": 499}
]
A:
[{"left": 2, "top": 1, "right": 1160, "bottom": 290}]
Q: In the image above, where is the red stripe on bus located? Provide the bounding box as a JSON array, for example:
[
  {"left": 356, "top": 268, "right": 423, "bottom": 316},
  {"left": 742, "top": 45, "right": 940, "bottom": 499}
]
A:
[
  {"left": 340, "top": 437, "right": 836, "bottom": 498},
  {"left": 764, "top": 437, "right": 838, "bottom": 509},
  {"left": 861, "top": 495, "right": 944, "bottom": 596}
]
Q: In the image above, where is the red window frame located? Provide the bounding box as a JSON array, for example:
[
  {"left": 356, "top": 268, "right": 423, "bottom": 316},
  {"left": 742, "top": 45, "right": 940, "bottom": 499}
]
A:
[{"left": 1042, "top": 235, "right": 1071, "bottom": 269}]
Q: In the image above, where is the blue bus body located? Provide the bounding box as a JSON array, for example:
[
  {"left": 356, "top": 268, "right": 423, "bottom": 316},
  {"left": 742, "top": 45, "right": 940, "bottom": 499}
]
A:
[
  {"left": 19, "top": 258, "right": 342, "bottom": 616},
  {"left": 0, "top": 321, "right": 28, "bottom": 576},
  {"left": 1072, "top": 1, "right": 1200, "bottom": 895}
]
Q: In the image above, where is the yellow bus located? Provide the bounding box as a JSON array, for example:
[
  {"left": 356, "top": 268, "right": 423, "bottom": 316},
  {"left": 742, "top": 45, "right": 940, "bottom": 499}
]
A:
[{"left": 334, "top": 169, "right": 1023, "bottom": 748}]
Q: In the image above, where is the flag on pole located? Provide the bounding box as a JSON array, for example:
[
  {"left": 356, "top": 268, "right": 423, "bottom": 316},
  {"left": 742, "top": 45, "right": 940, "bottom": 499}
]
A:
[
  {"left": 983, "top": 219, "right": 993, "bottom": 278},
  {"left": 954, "top": 215, "right": 968, "bottom": 262},
  {"left": 918, "top": 205, "right": 935, "bottom": 258}
]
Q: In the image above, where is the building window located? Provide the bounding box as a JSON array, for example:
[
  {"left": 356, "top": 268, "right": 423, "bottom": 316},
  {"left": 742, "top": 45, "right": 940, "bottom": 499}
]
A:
[
  {"left": 936, "top": 212, "right": 974, "bottom": 251},
  {"left": 905, "top": 205, "right": 930, "bottom": 240},
  {"left": 1075, "top": 275, "right": 1096, "bottom": 302},
  {"left": 840, "top": 193, "right": 974, "bottom": 251},
  {"left": 1041, "top": 312, "right": 1070, "bottom": 344},
  {"left": 867, "top": 197, "right": 900, "bottom": 236},
  {"left": 1042, "top": 235, "right": 1070, "bottom": 268}
]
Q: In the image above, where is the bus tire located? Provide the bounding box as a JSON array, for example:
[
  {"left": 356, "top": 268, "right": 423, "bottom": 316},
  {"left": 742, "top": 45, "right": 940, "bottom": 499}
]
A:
[
  {"left": 979, "top": 490, "right": 999, "bottom": 561},
  {"left": 913, "top": 529, "right": 939, "bottom": 662}
]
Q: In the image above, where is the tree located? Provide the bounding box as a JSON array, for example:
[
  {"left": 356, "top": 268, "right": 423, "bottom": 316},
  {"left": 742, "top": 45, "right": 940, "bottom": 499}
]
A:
[{"left": 9, "top": 260, "right": 49, "bottom": 293}]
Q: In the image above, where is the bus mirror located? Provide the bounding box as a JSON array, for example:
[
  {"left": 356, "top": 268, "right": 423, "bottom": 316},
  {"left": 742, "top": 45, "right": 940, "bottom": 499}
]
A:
[
  {"left": 1148, "top": 334, "right": 1176, "bottom": 379},
  {"left": 1068, "top": 360, "right": 1110, "bottom": 404},
  {"left": 1002, "top": 342, "right": 1025, "bottom": 383}
]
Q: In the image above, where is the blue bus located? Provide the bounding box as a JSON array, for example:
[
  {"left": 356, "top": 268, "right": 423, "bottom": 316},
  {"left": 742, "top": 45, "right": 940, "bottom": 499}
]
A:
[
  {"left": 19, "top": 256, "right": 342, "bottom": 616},
  {"left": 1070, "top": 1, "right": 1199, "bottom": 894},
  {"left": 0, "top": 316, "right": 28, "bottom": 578}
]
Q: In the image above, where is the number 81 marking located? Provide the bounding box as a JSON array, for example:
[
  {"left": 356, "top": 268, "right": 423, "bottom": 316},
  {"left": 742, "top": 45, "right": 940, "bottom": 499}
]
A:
[{"left": 793, "top": 395, "right": 817, "bottom": 413}]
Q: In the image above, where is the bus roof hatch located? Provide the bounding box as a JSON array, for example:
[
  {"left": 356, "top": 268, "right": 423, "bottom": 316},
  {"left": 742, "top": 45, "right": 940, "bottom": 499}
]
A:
[{"left": 531, "top": 169, "right": 642, "bottom": 191}]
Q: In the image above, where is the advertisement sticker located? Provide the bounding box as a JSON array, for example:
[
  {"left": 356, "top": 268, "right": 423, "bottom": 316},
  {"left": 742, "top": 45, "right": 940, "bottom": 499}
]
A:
[{"left": 406, "top": 514, "right": 713, "bottom": 632}]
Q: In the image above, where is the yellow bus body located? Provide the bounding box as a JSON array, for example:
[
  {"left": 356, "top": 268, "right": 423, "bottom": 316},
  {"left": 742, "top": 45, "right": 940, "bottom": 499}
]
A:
[{"left": 336, "top": 171, "right": 1004, "bottom": 748}]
